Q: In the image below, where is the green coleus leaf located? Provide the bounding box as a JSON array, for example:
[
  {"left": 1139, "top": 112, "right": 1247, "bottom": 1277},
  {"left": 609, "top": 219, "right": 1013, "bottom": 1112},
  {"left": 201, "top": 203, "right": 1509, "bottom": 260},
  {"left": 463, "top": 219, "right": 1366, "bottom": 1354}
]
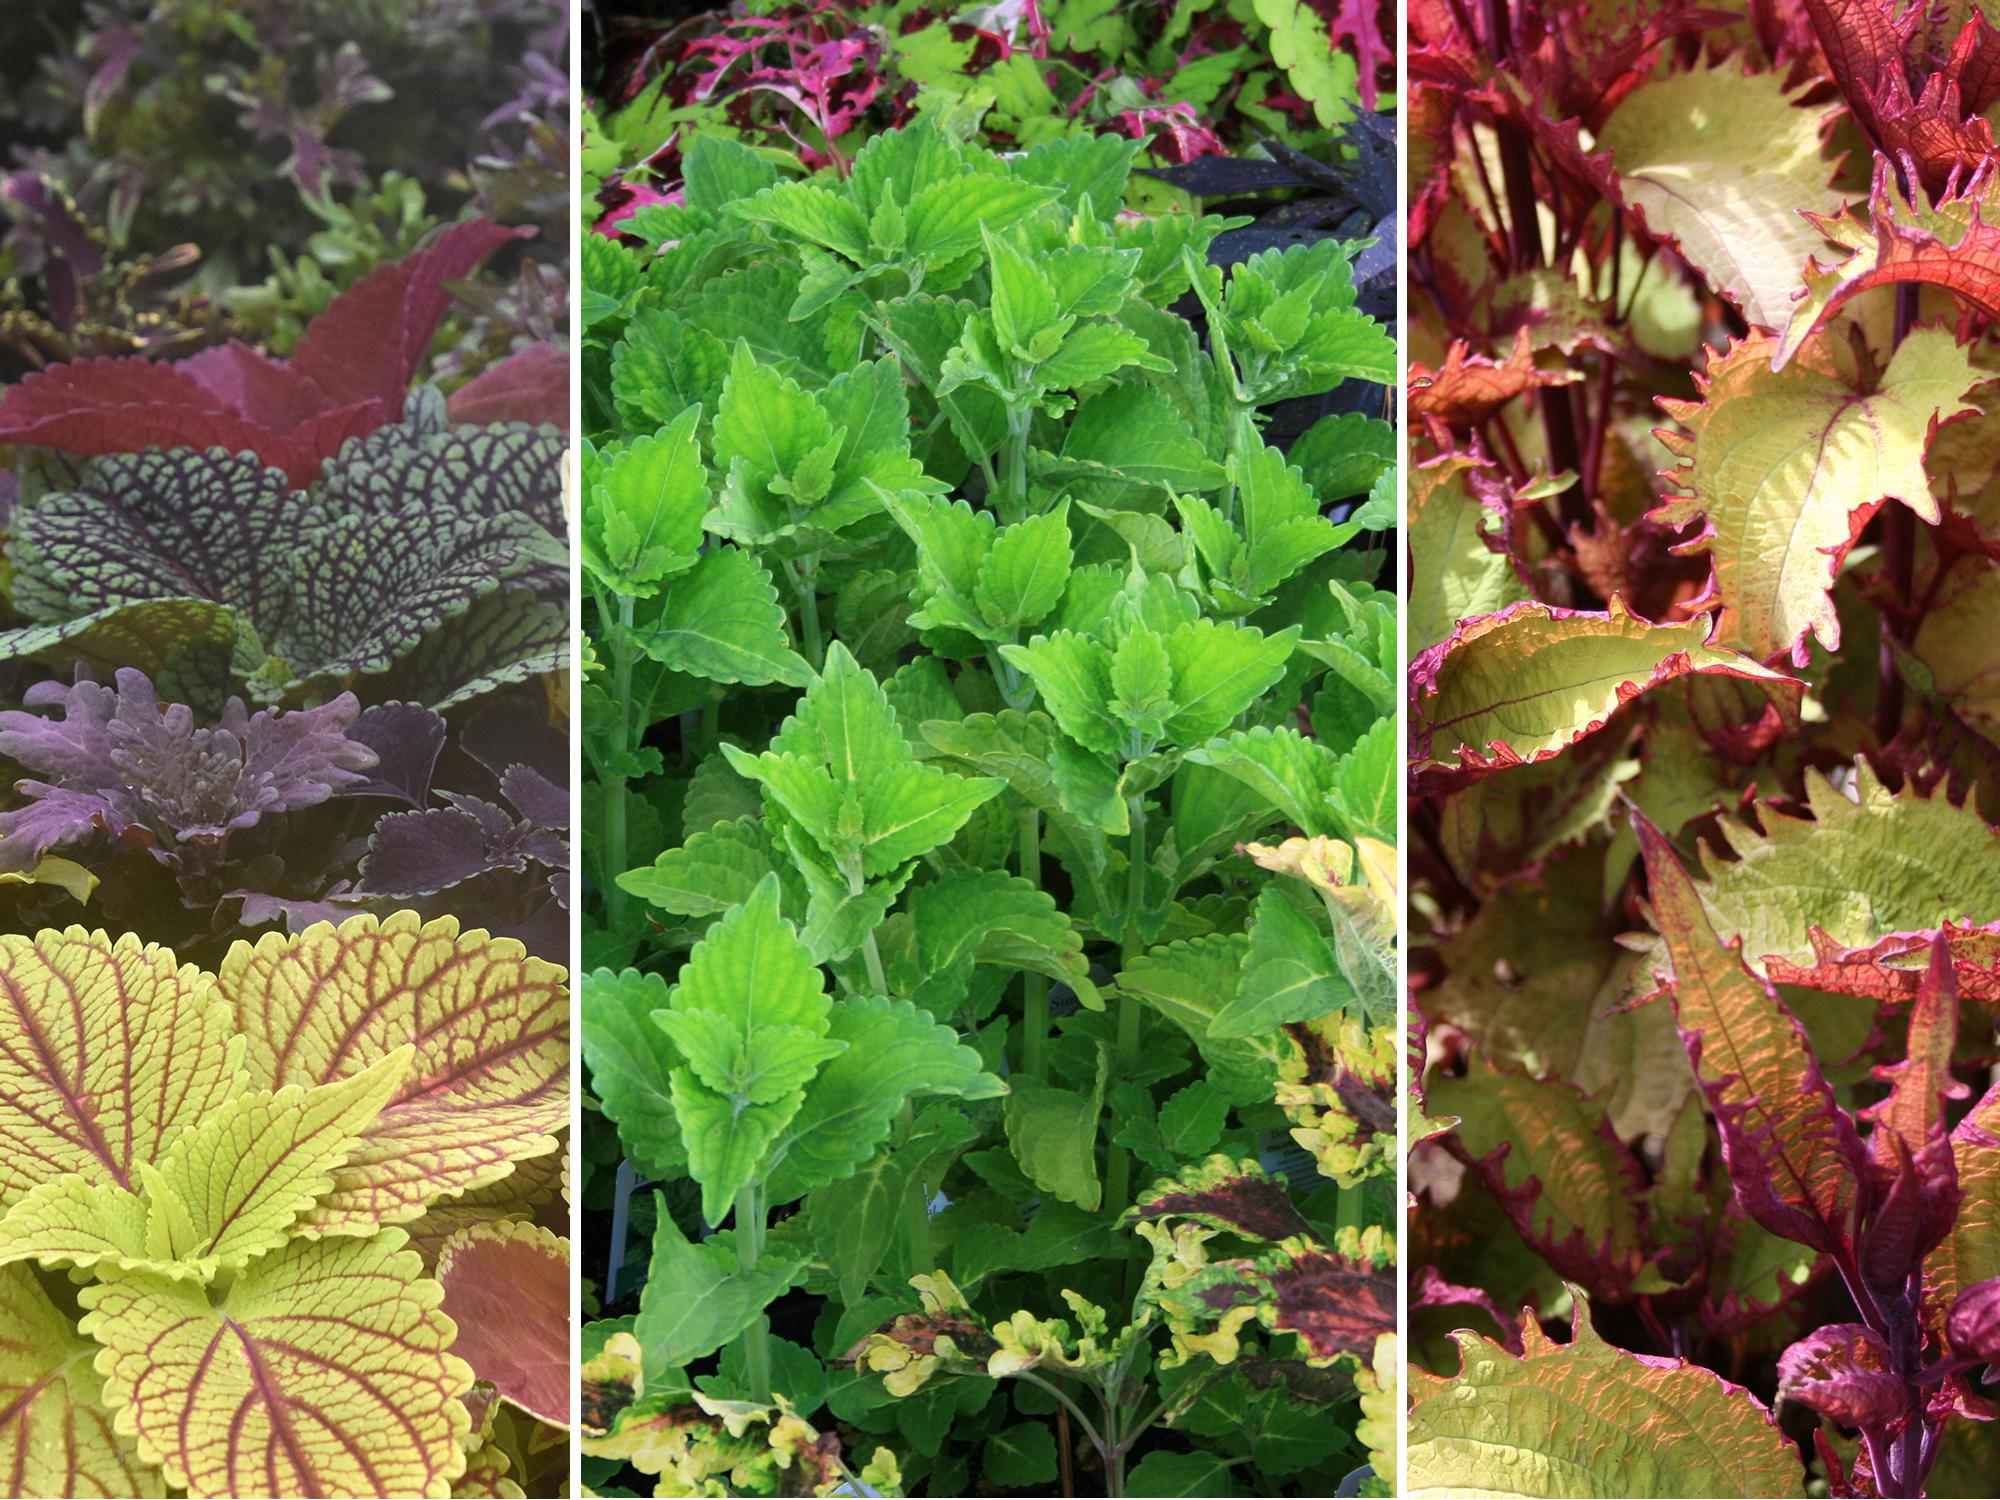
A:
[
  {"left": 723, "top": 644, "right": 1004, "bottom": 880},
  {"left": 1214, "top": 885, "right": 1355, "bottom": 1039},
  {"left": 707, "top": 345, "right": 934, "bottom": 551},
  {"left": 895, "top": 867, "right": 1102, "bottom": 1015},
  {"left": 618, "top": 814, "right": 778, "bottom": 920},
  {"left": 1005, "top": 1047, "right": 1110, "bottom": 1212},
  {"left": 579, "top": 969, "right": 687, "bottom": 1180},
  {"left": 632, "top": 546, "right": 814, "bottom": 689},
  {"left": 1407, "top": 1295, "right": 1807, "bottom": 1498},
  {"left": 633, "top": 1205, "right": 807, "bottom": 1374},
  {"left": 973, "top": 501, "right": 1074, "bottom": 632},
  {"left": 1407, "top": 455, "right": 1528, "bottom": 657},
  {"left": 1655, "top": 327, "right": 1981, "bottom": 663},
  {"left": 582, "top": 406, "right": 708, "bottom": 598},
  {"left": 808, "top": 1106, "right": 978, "bottom": 1307},
  {"left": 657, "top": 876, "right": 840, "bottom": 1224},
  {"left": 1191, "top": 239, "right": 1394, "bottom": 404},
  {"left": 764, "top": 994, "right": 1007, "bottom": 1205}
]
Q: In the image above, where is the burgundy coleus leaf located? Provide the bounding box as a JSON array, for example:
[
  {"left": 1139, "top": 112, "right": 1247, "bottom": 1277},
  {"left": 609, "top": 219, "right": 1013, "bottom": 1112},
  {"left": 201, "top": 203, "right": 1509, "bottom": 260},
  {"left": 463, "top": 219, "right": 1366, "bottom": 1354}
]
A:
[
  {"left": 437, "top": 1220, "right": 568, "bottom": 1426},
  {"left": 1856, "top": 936, "right": 1967, "bottom": 1287},
  {"left": 444, "top": 343, "right": 571, "bottom": 430},
  {"left": 1327, "top": 0, "right": 1393, "bottom": 111},
  {"left": 1110, "top": 102, "right": 1226, "bottom": 164},
  {"left": 0, "top": 667, "right": 377, "bottom": 872},
  {"left": 1123, "top": 1155, "right": 1318, "bottom": 1242},
  {"left": 0, "top": 219, "right": 528, "bottom": 486},
  {"left": 1776, "top": 1323, "right": 1906, "bottom": 1428},
  {"left": 1266, "top": 1244, "right": 1398, "bottom": 1364},
  {"left": 1947, "top": 1276, "right": 2000, "bottom": 1365},
  {"left": 1635, "top": 810, "right": 1872, "bottom": 1258}
]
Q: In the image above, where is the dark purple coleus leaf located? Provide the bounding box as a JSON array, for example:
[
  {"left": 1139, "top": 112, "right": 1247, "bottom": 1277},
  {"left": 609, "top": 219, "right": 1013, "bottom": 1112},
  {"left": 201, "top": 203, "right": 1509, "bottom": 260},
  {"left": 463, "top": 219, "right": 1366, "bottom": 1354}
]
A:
[
  {"left": 1777, "top": 1323, "right": 1905, "bottom": 1428},
  {"left": 1266, "top": 1245, "right": 1398, "bottom": 1363},
  {"left": 360, "top": 767, "right": 567, "bottom": 899},
  {"left": 0, "top": 219, "right": 528, "bottom": 486},
  {"left": 348, "top": 702, "right": 448, "bottom": 807},
  {"left": 0, "top": 668, "right": 376, "bottom": 872}
]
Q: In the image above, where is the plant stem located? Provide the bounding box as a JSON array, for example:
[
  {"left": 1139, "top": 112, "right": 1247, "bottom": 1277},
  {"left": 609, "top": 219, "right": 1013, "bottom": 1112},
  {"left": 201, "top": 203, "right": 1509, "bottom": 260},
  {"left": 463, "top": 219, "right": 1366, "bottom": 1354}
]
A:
[
  {"left": 1103, "top": 793, "right": 1149, "bottom": 1217},
  {"left": 1004, "top": 404, "right": 1032, "bottom": 524},
  {"left": 735, "top": 1181, "right": 772, "bottom": 1401},
  {"left": 1019, "top": 807, "right": 1049, "bottom": 1080},
  {"left": 603, "top": 591, "right": 636, "bottom": 934},
  {"left": 1876, "top": 281, "right": 1921, "bottom": 746},
  {"left": 794, "top": 556, "right": 824, "bottom": 671}
]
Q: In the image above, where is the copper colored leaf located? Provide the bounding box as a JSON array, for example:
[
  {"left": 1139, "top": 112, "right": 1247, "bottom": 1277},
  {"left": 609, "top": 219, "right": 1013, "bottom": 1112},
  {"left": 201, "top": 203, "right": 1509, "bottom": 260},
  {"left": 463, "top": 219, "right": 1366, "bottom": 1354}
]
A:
[
  {"left": 1635, "top": 813, "right": 1868, "bottom": 1256},
  {"left": 437, "top": 1220, "right": 568, "bottom": 1428},
  {"left": 1410, "top": 598, "right": 1801, "bottom": 793},
  {"left": 217, "top": 911, "right": 568, "bottom": 1232}
]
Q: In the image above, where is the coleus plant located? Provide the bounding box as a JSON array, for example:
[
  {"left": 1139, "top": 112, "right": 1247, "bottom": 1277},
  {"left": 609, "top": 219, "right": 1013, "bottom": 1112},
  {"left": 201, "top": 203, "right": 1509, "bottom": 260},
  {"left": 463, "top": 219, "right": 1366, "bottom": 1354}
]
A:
[
  {"left": 586, "top": 0, "right": 1387, "bottom": 228},
  {"left": 1407, "top": 0, "right": 2000, "bottom": 1495},
  {"left": 579, "top": 100, "right": 1399, "bottom": 1497},
  {"left": 0, "top": 913, "right": 569, "bottom": 1500}
]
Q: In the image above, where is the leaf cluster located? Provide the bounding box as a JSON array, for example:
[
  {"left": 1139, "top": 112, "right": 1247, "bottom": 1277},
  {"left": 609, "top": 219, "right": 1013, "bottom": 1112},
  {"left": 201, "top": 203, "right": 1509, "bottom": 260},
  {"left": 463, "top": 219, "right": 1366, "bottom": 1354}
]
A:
[{"left": 579, "top": 84, "right": 1399, "bottom": 1499}]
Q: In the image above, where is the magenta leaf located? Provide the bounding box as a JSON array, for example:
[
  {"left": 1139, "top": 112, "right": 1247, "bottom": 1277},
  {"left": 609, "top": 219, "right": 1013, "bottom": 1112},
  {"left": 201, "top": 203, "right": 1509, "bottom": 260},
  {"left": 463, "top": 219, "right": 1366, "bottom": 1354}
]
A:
[{"left": 1777, "top": 1324, "right": 1905, "bottom": 1428}]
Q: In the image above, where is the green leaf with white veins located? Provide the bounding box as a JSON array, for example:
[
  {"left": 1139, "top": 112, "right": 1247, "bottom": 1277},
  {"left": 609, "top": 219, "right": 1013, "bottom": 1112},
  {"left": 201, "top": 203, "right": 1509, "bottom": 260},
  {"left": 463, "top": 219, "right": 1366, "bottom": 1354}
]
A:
[
  {"left": 657, "top": 876, "right": 842, "bottom": 1223},
  {"left": 582, "top": 407, "right": 708, "bottom": 597}
]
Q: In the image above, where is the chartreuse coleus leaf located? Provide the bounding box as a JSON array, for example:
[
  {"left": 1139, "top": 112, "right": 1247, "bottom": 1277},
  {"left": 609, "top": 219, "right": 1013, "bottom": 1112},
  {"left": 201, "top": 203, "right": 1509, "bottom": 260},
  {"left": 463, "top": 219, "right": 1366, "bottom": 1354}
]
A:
[
  {"left": 581, "top": 406, "right": 707, "bottom": 598},
  {"left": 722, "top": 643, "right": 1004, "bottom": 883},
  {"left": 1177, "top": 439, "right": 1358, "bottom": 613},
  {"left": 0, "top": 1261, "right": 160, "bottom": 1497},
  {"left": 1648, "top": 759, "right": 2000, "bottom": 979},
  {"left": 0, "top": 928, "right": 242, "bottom": 1209},
  {"left": 1597, "top": 57, "right": 1840, "bottom": 333},
  {"left": 657, "top": 876, "right": 841, "bottom": 1225},
  {"left": 1406, "top": 1295, "right": 1807, "bottom": 1498},
  {"left": 729, "top": 121, "right": 1062, "bottom": 310},
  {"left": 80, "top": 1229, "right": 473, "bottom": 1499},
  {"left": 218, "top": 911, "right": 569, "bottom": 1232},
  {"left": 1636, "top": 812, "right": 1868, "bottom": 1256},
  {"left": 706, "top": 343, "right": 937, "bottom": 554},
  {"left": 0, "top": 1047, "right": 409, "bottom": 1279},
  {"left": 1655, "top": 327, "right": 1981, "bottom": 663},
  {"left": 1185, "top": 238, "right": 1394, "bottom": 405},
  {"left": 1006, "top": 1045, "right": 1111, "bottom": 1211},
  {"left": 1410, "top": 598, "right": 1802, "bottom": 791},
  {"left": 884, "top": 493, "right": 1076, "bottom": 647}
]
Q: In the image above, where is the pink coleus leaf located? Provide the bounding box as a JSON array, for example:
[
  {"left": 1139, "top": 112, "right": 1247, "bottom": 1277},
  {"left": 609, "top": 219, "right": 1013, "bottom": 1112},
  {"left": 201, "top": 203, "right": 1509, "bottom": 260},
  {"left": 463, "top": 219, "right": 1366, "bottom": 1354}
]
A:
[
  {"left": 436, "top": 1220, "right": 568, "bottom": 1426},
  {"left": 0, "top": 220, "right": 528, "bottom": 486},
  {"left": 1947, "top": 1276, "right": 2000, "bottom": 1364},
  {"left": 1776, "top": 1322, "right": 1905, "bottom": 1428}
]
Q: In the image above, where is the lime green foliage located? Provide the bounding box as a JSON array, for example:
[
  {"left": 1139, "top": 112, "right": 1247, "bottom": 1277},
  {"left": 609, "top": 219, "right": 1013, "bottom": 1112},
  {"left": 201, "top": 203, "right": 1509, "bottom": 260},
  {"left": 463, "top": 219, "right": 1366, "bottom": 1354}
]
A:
[{"left": 582, "top": 109, "right": 1394, "bottom": 1500}]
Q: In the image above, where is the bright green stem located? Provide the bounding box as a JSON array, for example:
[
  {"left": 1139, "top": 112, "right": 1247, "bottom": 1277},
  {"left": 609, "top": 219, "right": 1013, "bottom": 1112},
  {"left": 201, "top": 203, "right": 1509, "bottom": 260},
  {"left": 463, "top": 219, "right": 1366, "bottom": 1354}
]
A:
[
  {"left": 1104, "top": 794, "right": 1149, "bottom": 1216},
  {"left": 1018, "top": 807, "right": 1048, "bottom": 1081},
  {"left": 1335, "top": 1184, "right": 1367, "bottom": 1236},
  {"left": 1002, "top": 402, "right": 1033, "bottom": 524},
  {"left": 735, "top": 1181, "right": 772, "bottom": 1401},
  {"left": 794, "top": 556, "right": 824, "bottom": 670},
  {"left": 603, "top": 592, "right": 637, "bottom": 933}
]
